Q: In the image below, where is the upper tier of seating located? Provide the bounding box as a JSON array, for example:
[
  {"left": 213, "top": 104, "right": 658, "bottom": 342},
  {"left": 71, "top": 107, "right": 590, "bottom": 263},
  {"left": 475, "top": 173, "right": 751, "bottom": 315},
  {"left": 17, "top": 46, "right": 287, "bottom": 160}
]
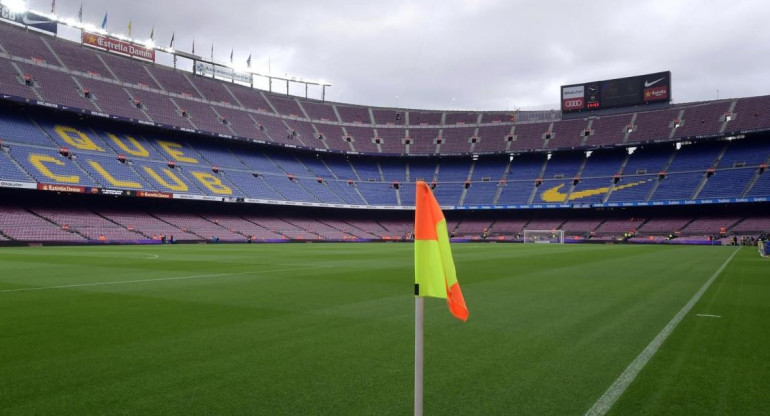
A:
[{"left": 1, "top": 21, "right": 770, "bottom": 157}]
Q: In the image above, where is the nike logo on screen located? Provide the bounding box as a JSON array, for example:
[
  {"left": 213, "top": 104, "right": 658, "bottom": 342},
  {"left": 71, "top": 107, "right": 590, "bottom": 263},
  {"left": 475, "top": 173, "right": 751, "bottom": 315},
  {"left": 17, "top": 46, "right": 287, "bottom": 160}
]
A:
[
  {"left": 22, "top": 17, "right": 51, "bottom": 25},
  {"left": 540, "top": 180, "right": 651, "bottom": 203},
  {"left": 644, "top": 78, "right": 665, "bottom": 88}
]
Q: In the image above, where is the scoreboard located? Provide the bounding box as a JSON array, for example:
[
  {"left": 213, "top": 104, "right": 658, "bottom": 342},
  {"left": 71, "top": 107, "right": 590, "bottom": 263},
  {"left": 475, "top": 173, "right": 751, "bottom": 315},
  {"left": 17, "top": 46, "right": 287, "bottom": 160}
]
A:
[{"left": 561, "top": 71, "right": 671, "bottom": 113}]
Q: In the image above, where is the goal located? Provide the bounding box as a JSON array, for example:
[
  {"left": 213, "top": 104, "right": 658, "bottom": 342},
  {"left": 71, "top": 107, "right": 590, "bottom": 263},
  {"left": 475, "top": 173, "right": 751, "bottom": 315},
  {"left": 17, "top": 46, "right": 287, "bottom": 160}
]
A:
[{"left": 523, "top": 229, "right": 564, "bottom": 244}]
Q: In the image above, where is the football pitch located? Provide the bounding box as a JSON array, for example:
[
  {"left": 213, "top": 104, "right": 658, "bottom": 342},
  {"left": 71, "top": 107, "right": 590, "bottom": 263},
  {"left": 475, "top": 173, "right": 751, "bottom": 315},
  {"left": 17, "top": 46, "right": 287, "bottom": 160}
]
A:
[{"left": 0, "top": 243, "right": 768, "bottom": 415}]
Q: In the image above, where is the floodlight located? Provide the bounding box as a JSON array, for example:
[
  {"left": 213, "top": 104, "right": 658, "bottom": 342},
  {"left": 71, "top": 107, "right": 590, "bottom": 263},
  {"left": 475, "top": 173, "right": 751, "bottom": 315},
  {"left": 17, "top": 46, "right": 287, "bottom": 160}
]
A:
[{"left": 3, "top": 0, "right": 26, "bottom": 13}]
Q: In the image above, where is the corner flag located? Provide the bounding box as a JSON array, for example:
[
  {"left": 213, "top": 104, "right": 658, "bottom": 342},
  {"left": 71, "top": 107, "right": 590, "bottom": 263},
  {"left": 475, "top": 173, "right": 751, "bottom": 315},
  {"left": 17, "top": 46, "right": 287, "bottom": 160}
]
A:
[
  {"left": 414, "top": 180, "right": 468, "bottom": 321},
  {"left": 413, "top": 180, "right": 468, "bottom": 416}
]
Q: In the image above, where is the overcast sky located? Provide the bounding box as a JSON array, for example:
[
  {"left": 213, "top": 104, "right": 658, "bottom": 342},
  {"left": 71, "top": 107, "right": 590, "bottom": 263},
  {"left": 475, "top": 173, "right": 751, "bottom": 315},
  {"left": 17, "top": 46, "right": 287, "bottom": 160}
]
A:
[{"left": 26, "top": 0, "right": 770, "bottom": 111}]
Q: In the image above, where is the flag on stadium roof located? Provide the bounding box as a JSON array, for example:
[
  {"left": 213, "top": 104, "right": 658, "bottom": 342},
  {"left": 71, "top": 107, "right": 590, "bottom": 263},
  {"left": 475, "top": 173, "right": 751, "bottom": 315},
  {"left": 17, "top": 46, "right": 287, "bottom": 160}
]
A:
[
  {"left": 127, "top": 19, "right": 132, "bottom": 37},
  {"left": 50, "top": 0, "right": 55, "bottom": 14},
  {"left": 150, "top": 26, "right": 154, "bottom": 41},
  {"left": 77, "top": 3, "right": 82, "bottom": 22},
  {"left": 100, "top": 12, "right": 107, "bottom": 30},
  {"left": 191, "top": 37, "right": 195, "bottom": 54},
  {"left": 230, "top": 49, "right": 233, "bottom": 63},
  {"left": 169, "top": 32, "right": 174, "bottom": 48},
  {"left": 414, "top": 180, "right": 468, "bottom": 321},
  {"left": 247, "top": 53, "right": 252, "bottom": 68}
]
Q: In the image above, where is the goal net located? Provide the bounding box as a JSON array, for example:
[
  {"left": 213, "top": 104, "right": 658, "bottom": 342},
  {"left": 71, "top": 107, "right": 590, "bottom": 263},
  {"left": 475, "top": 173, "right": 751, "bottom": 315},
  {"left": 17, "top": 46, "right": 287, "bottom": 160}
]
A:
[{"left": 522, "top": 229, "right": 564, "bottom": 244}]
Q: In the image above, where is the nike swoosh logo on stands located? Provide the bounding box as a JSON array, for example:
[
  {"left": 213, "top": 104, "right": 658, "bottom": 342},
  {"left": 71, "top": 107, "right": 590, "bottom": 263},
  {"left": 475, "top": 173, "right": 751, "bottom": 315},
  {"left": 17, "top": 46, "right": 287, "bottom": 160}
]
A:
[
  {"left": 541, "top": 180, "right": 651, "bottom": 203},
  {"left": 644, "top": 78, "right": 664, "bottom": 88},
  {"left": 22, "top": 16, "right": 51, "bottom": 25}
]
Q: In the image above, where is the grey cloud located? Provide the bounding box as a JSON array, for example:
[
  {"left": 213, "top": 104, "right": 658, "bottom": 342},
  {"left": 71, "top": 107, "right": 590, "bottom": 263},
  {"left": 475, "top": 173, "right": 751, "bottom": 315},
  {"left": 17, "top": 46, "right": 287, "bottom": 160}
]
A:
[{"left": 31, "top": 0, "right": 770, "bottom": 110}]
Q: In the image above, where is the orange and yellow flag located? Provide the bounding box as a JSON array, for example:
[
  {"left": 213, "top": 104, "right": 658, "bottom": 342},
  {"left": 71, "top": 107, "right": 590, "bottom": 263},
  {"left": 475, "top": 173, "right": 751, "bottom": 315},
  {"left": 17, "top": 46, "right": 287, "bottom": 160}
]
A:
[{"left": 414, "top": 181, "right": 469, "bottom": 321}]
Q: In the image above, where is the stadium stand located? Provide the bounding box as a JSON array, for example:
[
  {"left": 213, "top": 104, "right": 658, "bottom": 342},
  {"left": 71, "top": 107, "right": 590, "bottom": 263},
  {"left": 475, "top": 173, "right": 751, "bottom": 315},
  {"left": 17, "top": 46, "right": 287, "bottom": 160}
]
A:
[
  {"left": 0, "top": 19, "right": 769, "bottom": 245},
  {"left": 0, "top": 205, "right": 86, "bottom": 242}
]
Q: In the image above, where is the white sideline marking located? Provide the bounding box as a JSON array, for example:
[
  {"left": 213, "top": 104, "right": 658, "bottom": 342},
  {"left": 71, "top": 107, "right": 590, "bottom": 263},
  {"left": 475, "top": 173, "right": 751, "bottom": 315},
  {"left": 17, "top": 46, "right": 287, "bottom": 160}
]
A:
[
  {"left": 584, "top": 247, "right": 740, "bottom": 416},
  {"left": 0, "top": 266, "right": 323, "bottom": 294},
  {"left": 0, "top": 250, "right": 161, "bottom": 260},
  {"left": 696, "top": 314, "right": 722, "bottom": 318}
]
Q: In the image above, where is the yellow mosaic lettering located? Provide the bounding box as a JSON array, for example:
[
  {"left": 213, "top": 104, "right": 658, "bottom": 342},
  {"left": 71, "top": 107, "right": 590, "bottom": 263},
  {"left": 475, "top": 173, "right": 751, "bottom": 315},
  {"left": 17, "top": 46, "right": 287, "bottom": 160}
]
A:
[
  {"left": 107, "top": 133, "right": 149, "bottom": 157},
  {"left": 54, "top": 125, "right": 104, "bottom": 152},
  {"left": 191, "top": 172, "right": 232, "bottom": 195},
  {"left": 156, "top": 140, "right": 198, "bottom": 163},
  {"left": 88, "top": 161, "right": 141, "bottom": 188},
  {"left": 142, "top": 166, "right": 188, "bottom": 192},
  {"left": 29, "top": 154, "right": 80, "bottom": 183}
]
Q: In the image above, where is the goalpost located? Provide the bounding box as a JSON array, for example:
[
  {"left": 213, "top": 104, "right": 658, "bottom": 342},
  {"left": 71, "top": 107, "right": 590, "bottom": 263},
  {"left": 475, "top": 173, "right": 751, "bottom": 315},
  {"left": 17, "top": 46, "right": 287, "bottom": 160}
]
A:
[{"left": 522, "top": 229, "right": 565, "bottom": 244}]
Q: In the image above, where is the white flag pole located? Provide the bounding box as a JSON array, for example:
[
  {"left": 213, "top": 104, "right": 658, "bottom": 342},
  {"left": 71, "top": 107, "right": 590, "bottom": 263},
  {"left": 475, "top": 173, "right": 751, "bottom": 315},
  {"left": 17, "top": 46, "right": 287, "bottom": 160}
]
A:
[{"left": 415, "top": 296, "right": 424, "bottom": 416}]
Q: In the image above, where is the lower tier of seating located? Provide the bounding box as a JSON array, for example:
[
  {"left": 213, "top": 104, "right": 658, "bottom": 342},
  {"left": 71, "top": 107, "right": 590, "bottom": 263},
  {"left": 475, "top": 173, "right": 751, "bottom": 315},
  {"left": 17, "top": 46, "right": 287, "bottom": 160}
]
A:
[{"left": 1, "top": 204, "right": 767, "bottom": 243}]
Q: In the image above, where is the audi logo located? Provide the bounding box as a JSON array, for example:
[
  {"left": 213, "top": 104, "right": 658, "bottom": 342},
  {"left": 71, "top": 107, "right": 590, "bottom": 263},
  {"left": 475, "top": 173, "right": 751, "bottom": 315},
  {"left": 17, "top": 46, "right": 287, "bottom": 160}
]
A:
[{"left": 564, "top": 99, "right": 583, "bottom": 108}]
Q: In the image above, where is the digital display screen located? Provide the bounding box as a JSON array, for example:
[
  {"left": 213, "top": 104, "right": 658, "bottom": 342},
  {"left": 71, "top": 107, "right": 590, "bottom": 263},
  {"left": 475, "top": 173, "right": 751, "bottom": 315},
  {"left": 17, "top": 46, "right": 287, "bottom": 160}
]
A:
[{"left": 561, "top": 71, "right": 671, "bottom": 113}]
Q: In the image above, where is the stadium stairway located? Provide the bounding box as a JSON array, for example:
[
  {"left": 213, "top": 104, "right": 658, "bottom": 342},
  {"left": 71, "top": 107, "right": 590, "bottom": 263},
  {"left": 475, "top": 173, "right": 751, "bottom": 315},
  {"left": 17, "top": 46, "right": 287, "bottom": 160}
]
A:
[
  {"left": 346, "top": 220, "right": 385, "bottom": 239},
  {"left": 528, "top": 157, "right": 550, "bottom": 204},
  {"left": 201, "top": 215, "right": 249, "bottom": 240},
  {"left": 564, "top": 157, "right": 589, "bottom": 201},
  {"left": 743, "top": 172, "right": 762, "bottom": 197},
  {"left": 721, "top": 100, "right": 738, "bottom": 134},
  {"left": 279, "top": 218, "right": 324, "bottom": 240},
  {"left": 457, "top": 162, "right": 475, "bottom": 206},
  {"left": 149, "top": 213, "right": 207, "bottom": 240},
  {"left": 39, "top": 37, "right": 68, "bottom": 68},
  {"left": 603, "top": 152, "right": 632, "bottom": 203},
  {"left": 621, "top": 113, "right": 638, "bottom": 144},
  {"left": 691, "top": 142, "right": 729, "bottom": 199},
  {"left": 94, "top": 212, "right": 151, "bottom": 239},
  {"left": 644, "top": 149, "right": 677, "bottom": 201},
  {"left": 491, "top": 159, "right": 512, "bottom": 205},
  {"left": 743, "top": 153, "right": 770, "bottom": 197},
  {"left": 31, "top": 208, "right": 90, "bottom": 240},
  {"left": 71, "top": 76, "right": 106, "bottom": 113},
  {"left": 8, "top": 60, "right": 46, "bottom": 101}
]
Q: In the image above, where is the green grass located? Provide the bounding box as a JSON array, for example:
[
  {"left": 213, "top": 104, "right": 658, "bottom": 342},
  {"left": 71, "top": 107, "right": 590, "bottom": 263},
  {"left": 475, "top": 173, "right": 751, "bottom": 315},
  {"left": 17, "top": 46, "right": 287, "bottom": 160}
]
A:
[{"left": 0, "top": 243, "right": 767, "bottom": 415}]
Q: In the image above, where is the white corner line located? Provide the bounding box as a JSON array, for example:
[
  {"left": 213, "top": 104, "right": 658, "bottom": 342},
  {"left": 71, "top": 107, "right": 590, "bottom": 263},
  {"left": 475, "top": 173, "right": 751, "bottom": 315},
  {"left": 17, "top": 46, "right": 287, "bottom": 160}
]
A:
[
  {"left": 584, "top": 247, "right": 741, "bottom": 416},
  {"left": 696, "top": 314, "right": 722, "bottom": 318},
  {"left": 0, "top": 266, "right": 324, "bottom": 294}
]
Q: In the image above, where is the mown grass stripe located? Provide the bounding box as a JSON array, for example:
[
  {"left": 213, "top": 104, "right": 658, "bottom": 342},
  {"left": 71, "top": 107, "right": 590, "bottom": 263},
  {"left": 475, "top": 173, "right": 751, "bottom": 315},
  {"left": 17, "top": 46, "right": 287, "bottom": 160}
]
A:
[{"left": 584, "top": 247, "right": 741, "bottom": 416}]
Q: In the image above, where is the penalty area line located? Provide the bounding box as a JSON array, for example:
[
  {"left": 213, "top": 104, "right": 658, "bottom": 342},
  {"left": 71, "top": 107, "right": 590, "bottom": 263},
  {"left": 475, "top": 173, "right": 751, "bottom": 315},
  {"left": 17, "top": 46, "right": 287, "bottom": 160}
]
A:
[
  {"left": 584, "top": 247, "right": 741, "bottom": 416},
  {"left": 0, "top": 266, "right": 326, "bottom": 294}
]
